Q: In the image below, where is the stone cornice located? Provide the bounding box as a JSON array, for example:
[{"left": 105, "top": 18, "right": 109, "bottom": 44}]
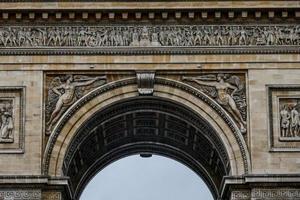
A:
[
  {"left": 0, "top": 1, "right": 299, "bottom": 10},
  {"left": 0, "top": 2, "right": 299, "bottom": 22}
]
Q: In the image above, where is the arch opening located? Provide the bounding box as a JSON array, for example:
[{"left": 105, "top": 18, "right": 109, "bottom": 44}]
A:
[
  {"left": 62, "top": 97, "right": 231, "bottom": 199},
  {"left": 80, "top": 155, "right": 214, "bottom": 200}
]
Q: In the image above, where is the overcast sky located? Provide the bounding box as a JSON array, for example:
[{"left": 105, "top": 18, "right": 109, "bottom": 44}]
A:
[{"left": 80, "top": 155, "right": 214, "bottom": 200}]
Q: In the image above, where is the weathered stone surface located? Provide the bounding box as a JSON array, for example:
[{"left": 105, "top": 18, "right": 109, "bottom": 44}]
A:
[{"left": 0, "top": 1, "right": 299, "bottom": 200}]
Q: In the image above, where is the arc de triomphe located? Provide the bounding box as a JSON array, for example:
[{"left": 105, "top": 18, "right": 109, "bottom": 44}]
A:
[{"left": 0, "top": 1, "right": 299, "bottom": 200}]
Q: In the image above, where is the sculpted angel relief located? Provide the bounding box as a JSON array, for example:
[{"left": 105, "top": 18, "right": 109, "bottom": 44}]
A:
[
  {"left": 45, "top": 75, "right": 107, "bottom": 135},
  {"left": 183, "top": 74, "right": 247, "bottom": 134}
]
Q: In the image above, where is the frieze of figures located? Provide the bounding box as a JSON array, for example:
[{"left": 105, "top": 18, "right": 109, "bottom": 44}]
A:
[{"left": 0, "top": 25, "right": 299, "bottom": 48}]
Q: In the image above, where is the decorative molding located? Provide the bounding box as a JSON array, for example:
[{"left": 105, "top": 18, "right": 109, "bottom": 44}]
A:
[
  {"left": 0, "top": 87, "right": 25, "bottom": 154},
  {"left": 267, "top": 85, "right": 300, "bottom": 152},
  {"left": 42, "top": 192, "right": 62, "bottom": 200},
  {"left": 43, "top": 77, "right": 249, "bottom": 176},
  {"left": 0, "top": 25, "right": 299, "bottom": 55},
  {"left": 230, "top": 190, "right": 251, "bottom": 200},
  {"left": 252, "top": 188, "right": 300, "bottom": 199},
  {"left": 136, "top": 72, "right": 155, "bottom": 95},
  {"left": 0, "top": 189, "right": 41, "bottom": 200}
]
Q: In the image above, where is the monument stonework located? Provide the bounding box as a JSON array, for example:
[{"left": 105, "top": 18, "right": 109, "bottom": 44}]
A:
[{"left": 0, "top": 1, "right": 299, "bottom": 200}]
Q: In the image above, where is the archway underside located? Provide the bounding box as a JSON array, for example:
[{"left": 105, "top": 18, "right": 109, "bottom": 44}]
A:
[{"left": 63, "top": 97, "right": 231, "bottom": 199}]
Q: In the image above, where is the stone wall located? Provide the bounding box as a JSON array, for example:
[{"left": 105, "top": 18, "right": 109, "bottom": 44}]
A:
[{"left": 0, "top": 1, "right": 299, "bottom": 199}]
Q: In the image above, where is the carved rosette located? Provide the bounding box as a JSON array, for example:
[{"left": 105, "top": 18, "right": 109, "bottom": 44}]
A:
[
  {"left": 230, "top": 190, "right": 251, "bottom": 200},
  {"left": 0, "top": 190, "right": 41, "bottom": 200}
]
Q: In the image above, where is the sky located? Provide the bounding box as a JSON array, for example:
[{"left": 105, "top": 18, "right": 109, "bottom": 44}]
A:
[{"left": 80, "top": 155, "right": 214, "bottom": 200}]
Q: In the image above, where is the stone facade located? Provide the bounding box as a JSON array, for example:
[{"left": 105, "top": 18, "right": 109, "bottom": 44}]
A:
[{"left": 0, "top": 1, "right": 299, "bottom": 200}]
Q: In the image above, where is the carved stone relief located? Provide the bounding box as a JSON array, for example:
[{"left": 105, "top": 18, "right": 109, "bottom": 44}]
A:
[
  {"left": 182, "top": 73, "right": 247, "bottom": 134},
  {"left": 0, "top": 100, "right": 14, "bottom": 143},
  {"left": 42, "top": 191, "right": 62, "bottom": 200},
  {"left": 45, "top": 74, "right": 107, "bottom": 135},
  {"left": 251, "top": 188, "right": 300, "bottom": 200},
  {"left": 279, "top": 98, "right": 300, "bottom": 140},
  {"left": 136, "top": 72, "right": 155, "bottom": 95},
  {"left": 230, "top": 190, "right": 251, "bottom": 200},
  {"left": 0, "top": 25, "right": 299, "bottom": 54},
  {"left": 0, "top": 87, "right": 25, "bottom": 153},
  {"left": 268, "top": 85, "right": 300, "bottom": 151},
  {"left": 0, "top": 189, "right": 41, "bottom": 200}
]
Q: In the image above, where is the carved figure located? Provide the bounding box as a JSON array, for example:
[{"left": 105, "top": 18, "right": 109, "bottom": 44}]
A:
[
  {"left": 280, "top": 105, "right": 291, "bottom": 137},
  {"left": 290, "top": 106, "right": 299, "bottom": 136},
  {"left": 151, "top": 30, "right": 161, "bottom": 46},
  {"left": 183, "top": 74, "right": 247, "bottom": 133},
  {"left": 203, "top": 27, "right": 212, "bottom": 45},
  {"left": 215, "top": 28, "right": 224, "bottom": 46},
  {"left": 238, "top": 28, "right": 247, "bottom": 45},
  {"left": 46, "top": 75, "right": 107, "bottom": 134},
  {"left": 225, "top": 26, "right": 236, "bottom": 45},
  {"left": 139, "top": 26, "right": 151, "bottom": 46},
  {"left": 279, "top": 101, "right": 300, "bottom": 138},
  {"left": 130, "top": 28, "right": 139, "bottom": 46},
  {"left": 0, "top": 102, "right": 14, "bottom": 142}
]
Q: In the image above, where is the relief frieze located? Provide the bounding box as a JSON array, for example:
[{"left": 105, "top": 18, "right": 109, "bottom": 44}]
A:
[
  {"left": 268, "top": 85, "right": 300, "bottom": 151},
  {"left": 0, "top": 25, "right": 299, "bottom": 54},
  {"left": 0, "top": 189, "right": 41, "bottom": 200},
  {"left": 279, "top": 98, "right": 300, "bottom": 140},
  {"left": 0, "top": 87, "right": 25, "bottom": 153}
]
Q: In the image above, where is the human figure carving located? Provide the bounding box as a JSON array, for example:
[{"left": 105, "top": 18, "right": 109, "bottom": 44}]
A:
[
  {"left": 238, "top": 28, "right": 247, "bottom": 45},
  {"left": 290, "top": 106, "right": 299, "bottom": 137},
  {"left": 183, "top": 74, "right": 247, "bottom": 133},
  {"left": 139, "top": 26, "right": 151, "bottom": 46},
  {"left": 130, "top": 28, "right": 139, "bottom": 46},
  {"left": 46, "top": 75, "right": 107, "bottom": 134},
  {"left": 280, "top": 105, "right": 291, "bottom": 137},
  {"left": 0, "top": 102, "right": 14, "bottom": 142},
  {"left": 0, "top": 25, "right": 299, "bottom": 48}
]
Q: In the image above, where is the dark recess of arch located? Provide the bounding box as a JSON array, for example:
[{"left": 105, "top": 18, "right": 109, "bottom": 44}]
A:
[{"left": 63, "top": 96, "right": 231, "bottom": 200}]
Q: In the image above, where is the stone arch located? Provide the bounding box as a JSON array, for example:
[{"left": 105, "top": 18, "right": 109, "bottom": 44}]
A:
[{"left": 43, "top": 77, "right": 251, "bottom": 199}]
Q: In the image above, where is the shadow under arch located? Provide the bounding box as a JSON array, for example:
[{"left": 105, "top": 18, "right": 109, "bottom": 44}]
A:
[{"left": 62, "top": 97, "right": 231, "bottom": 200}]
